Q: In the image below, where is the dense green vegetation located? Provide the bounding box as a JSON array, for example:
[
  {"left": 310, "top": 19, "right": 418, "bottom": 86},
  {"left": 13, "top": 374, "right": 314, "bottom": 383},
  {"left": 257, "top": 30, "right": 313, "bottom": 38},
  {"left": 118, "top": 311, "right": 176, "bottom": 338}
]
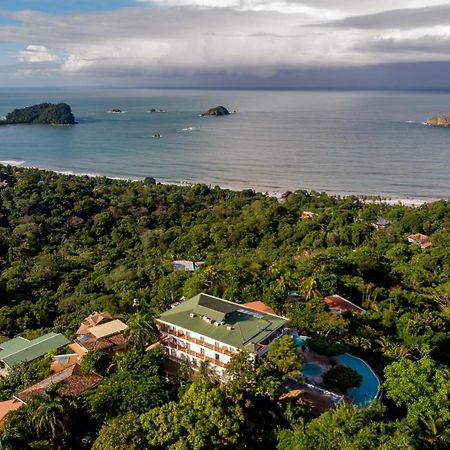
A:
[
  {"left": 1, "top": 103, "right": 75, "bottom": 125},
  {"left": 0, "top": 165, "right": 449, "bottom": 449},
  {"left": 323, "top": 366, "right": 362, "bottom": 391}
]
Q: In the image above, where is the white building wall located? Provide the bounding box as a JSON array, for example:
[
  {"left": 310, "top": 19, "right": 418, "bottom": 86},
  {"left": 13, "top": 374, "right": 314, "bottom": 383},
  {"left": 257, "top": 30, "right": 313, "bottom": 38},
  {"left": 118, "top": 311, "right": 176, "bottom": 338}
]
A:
[{"left": 158, "top": 322, "right": 237, "bottom": 366}]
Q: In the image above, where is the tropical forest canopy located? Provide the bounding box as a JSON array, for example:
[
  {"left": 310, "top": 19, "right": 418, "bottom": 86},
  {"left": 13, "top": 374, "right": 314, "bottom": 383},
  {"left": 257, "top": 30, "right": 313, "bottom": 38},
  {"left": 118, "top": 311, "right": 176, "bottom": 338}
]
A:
[
  {"left": 2, "top": 103, "right": 75, "bottom": 125},
  {"left": 0, "top": 165, "right": 449, "bottom": 449}
]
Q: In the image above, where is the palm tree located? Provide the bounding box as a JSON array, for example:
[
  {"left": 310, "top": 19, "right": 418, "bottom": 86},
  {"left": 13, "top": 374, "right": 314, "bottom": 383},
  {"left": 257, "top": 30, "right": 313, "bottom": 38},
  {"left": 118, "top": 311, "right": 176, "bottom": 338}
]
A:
[
  {"left": 420, "top": 415, "right": 450, "bottom": 448},
  {"left": 375, "top": 336, "right": 410, "bottom": 359},
  {"left": 124, "top": 312, "right": 156, "bottom": 351},
  {"left": 299, "top": 276, "right": 321, "bottom": 300},
  {"left": 198, "top": 360, "right": 216, "bottom": 383},
  {"left": 30, "top": 393, "right": 71, "bottom": 442}
]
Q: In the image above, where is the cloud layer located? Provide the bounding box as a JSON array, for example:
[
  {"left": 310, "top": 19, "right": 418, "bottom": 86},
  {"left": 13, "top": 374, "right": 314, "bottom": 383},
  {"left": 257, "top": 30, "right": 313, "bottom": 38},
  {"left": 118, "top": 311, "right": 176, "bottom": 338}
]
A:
[{"left": 1, "top": 0, "right": 450, "bottom": 86}]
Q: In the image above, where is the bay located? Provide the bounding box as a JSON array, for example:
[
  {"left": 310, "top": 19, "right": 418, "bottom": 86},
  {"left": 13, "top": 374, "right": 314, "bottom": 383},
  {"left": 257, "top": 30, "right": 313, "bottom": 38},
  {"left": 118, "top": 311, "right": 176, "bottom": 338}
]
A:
[{"left": 1, "top": 88, "right": 449, "bottom": 201}]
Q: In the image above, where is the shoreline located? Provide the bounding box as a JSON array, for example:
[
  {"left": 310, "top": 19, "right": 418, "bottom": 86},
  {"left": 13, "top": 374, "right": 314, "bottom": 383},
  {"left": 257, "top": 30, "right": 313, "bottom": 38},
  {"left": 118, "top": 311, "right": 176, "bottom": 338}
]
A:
[{"left": 0, "top": 160, "right": 438, "bottom": 207}]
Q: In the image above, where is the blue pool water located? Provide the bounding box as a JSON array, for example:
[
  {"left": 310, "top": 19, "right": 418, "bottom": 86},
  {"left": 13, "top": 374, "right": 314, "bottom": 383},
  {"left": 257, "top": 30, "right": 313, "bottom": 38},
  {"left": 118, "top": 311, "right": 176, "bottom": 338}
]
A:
[
  {"left": 293, "top": 335, "right": 380, "bottom": 407},
  {"left": 337, "top": 354, "right": 380, "bottom": 407},
  {"left": 293, "top": 335, "right": 309, "bottom": 348},
  {"left": 302, "top": 363, "right": 323, "bottom": 377}
]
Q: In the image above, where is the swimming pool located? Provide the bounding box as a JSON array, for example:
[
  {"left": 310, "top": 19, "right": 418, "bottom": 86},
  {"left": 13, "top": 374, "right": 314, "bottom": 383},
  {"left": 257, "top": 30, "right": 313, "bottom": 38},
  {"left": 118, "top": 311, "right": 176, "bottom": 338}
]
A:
[
  {"left": 302, "top": 362, "right": 323, "bottom": 378},
  {"left": 336, "top": 353, "right": 381, "bottom": 407},
  {"left": 293, "top": 335, "right": 309, "bottom": 348}
]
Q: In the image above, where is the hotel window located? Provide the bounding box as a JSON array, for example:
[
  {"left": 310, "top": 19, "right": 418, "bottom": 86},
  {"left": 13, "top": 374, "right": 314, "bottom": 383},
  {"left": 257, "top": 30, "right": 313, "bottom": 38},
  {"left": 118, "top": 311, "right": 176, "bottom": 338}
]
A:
[
  {"left": 200, "top": 348, "right": 205, "bottom": 356},
  {"left": 186, "top": 331, "right": 190, "bottom": 338},
  {"left": 215, "top": 353, "right": 220, "bottom": 360}
]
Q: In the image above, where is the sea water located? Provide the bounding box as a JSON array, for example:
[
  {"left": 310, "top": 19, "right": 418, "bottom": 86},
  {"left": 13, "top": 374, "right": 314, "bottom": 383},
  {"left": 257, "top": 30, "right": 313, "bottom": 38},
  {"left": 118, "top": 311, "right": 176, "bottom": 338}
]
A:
[{"left": 1, "top": 88, "right": 449, "bottom": 202}]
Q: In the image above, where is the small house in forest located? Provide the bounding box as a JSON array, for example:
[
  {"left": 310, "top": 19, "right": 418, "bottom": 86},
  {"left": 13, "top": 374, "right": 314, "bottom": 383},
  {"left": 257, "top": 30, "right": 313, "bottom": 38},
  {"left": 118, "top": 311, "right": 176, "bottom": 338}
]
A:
[
  {"left": 407, "top": 233, "right": 432, "bottom": 249},
  {"left": 323, "top": 295, "right": 365, "bottom": 315},
  {"left": 0, "top": 333, "right": 69, "bottom": 376},
  {"left": 372, "top": 217, "right": 391, "bottom": 229},
  {"left": 70, "top": 313, "right": 128, "bottom": 356}
]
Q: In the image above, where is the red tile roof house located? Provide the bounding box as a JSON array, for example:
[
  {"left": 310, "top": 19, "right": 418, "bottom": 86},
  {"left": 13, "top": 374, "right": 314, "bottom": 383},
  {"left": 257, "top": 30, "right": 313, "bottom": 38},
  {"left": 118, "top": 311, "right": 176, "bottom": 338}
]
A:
[
  {"left": 70, "top": 313, "right": 128, "bottom": 357},
  {"left": 14, "top": 364, "right": 103, "bottom": 404},
  {"left": 1, "top": 364, "right": 102, "bottom": 429},
  {"left": 323, "top": 295, "right": 366, "bottom": 315},
  {"left": 407, "top": 233, "right": 432, "bottom": 249},
  {"left": 50, "top": 353, "right": 81, "bottom": 373},
  {"left": 243, "top": 301, "right": 277, "bottom": 316},
  {"left": 0, "top": 399, "right": 23, "bottom": 430}
]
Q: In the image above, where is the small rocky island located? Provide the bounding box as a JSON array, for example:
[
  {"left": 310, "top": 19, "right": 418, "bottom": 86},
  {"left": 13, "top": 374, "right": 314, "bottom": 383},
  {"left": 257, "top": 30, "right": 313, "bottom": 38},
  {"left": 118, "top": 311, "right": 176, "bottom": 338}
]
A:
[
  {"left": 0, "top": 103, "right": 75, "bottom": 125},
  {"left": 426, "top": 115, "right": 450, "bottom": 127},
  {"left": 201, "top": 106, "right": 230, "bottom": 116}
]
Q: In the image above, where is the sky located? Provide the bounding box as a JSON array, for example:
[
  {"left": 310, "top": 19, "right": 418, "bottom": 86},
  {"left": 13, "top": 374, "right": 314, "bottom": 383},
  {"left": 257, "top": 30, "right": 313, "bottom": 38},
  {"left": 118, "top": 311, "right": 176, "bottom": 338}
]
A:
[{"left": 1, "top": 0, "right": 450, "bottom": 88}]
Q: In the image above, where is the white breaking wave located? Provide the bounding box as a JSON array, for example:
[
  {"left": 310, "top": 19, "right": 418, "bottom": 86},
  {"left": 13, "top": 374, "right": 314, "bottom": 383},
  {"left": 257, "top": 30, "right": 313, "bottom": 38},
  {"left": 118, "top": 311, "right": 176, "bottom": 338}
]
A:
[
  {"left": 107, "top": 110, "right": 128, "bottom": 114},
  {"left": 0, "top": 160, "right": 26, "bottom": 166},
  {"left": 178, "top": 126, "right": 197, "bottom": 132},
  {"left": 404, "top": 120, "right": 428, "bottom": 126}
]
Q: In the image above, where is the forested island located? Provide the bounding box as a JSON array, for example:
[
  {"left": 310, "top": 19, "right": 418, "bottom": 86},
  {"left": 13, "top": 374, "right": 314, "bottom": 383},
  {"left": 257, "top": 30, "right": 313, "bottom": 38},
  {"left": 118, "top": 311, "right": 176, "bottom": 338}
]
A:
[
  {"left": 0, "top": 103, "right": 75, "bottom": 125},
  {"left": 0, "top": 165, "right": 448, "bottom": 449}
]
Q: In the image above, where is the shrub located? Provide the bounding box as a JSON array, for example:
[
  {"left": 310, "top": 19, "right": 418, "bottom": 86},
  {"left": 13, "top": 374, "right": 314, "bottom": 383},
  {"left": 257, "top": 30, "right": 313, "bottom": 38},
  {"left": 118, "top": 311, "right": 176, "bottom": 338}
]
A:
[
  {"left": 80, "top": 350, "right": 110, "bottom": 375},
  {"left": 323, "top": 366, "right": 362, "bottom": 391},
  {"left": 307, "top": 336, "right": 348, "bottom": 356}
]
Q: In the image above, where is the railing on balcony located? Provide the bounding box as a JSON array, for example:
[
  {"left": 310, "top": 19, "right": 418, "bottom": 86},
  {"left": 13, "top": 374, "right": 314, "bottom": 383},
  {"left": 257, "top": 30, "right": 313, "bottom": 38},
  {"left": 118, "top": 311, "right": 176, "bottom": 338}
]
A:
[
  {"left": 158, "top": 328, "right": 234, "bottom": 357},
  {"left": 163, "top": 339, "right": 226, "bottom": 367}
]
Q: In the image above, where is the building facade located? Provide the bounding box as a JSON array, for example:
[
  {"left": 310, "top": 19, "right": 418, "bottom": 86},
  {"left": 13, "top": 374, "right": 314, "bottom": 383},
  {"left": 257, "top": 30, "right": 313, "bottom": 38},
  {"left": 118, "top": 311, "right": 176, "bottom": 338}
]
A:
[{"left": 156, "top": 293, "right": 287, "bottom": 380}]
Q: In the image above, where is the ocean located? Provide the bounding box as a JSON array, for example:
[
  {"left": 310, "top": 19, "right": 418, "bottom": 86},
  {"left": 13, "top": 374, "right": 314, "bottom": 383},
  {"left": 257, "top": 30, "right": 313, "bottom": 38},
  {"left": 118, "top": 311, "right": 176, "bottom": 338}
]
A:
[{"left": 1, "top": 88, "right": 449, "bottom": 202}]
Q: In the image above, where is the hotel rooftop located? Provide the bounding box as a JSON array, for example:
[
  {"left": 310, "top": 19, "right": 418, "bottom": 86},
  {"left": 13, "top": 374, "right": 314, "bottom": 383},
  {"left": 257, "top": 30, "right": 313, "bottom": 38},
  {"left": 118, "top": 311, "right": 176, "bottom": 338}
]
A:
[{"left": 157, "top": 293, "right": 287, "bottom": 352}]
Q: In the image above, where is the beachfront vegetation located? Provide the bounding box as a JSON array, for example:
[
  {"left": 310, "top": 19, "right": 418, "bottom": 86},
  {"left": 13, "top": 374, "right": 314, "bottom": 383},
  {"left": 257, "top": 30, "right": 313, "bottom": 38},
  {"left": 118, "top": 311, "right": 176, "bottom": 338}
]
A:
[{"left": 0, "top": 165, "right": 449, "bottom": 448}]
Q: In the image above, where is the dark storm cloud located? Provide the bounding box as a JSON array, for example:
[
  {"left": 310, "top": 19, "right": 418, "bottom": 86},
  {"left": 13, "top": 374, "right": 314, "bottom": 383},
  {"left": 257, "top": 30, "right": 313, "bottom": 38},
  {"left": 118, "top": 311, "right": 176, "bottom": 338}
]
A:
[{"left": 320, "top": 4, "right": 450, "bottom": 30}]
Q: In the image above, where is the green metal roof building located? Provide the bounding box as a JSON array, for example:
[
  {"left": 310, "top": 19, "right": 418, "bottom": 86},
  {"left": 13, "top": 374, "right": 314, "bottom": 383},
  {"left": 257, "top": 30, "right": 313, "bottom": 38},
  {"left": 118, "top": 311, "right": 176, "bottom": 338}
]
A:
[
  {"left": 157, "top": 293, "right": 288, "bottom": 352},
  {"left": 0, "top": 332, "right": 70, "bottom": 375}
]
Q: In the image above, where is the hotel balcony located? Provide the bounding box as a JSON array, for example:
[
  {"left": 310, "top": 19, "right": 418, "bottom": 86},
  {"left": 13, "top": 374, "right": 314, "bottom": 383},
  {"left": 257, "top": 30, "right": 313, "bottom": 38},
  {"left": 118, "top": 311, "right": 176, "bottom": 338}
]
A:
[
  {"left": 162, "top": 338, "right": 227, "bottom": 368},
  {"left": 158, "top": 328, "right": 234, "bottom": 357}
]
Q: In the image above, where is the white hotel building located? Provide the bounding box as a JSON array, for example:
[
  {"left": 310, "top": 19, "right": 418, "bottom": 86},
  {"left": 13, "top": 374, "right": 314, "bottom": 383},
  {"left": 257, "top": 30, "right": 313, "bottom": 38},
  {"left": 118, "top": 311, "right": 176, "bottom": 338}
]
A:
[{"left": 155, "top": 293, "right": 287, "bottom": 380}]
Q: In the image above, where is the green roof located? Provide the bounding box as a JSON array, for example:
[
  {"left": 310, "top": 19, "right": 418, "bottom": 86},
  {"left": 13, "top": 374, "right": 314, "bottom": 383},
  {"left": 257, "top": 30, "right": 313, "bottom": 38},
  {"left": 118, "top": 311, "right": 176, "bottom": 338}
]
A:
[
  {"left": 0, "top": 332, "right": 70, "bottom": 368},
  {"left": 157, "top": 293, "right": 287, "bottom": 352}
]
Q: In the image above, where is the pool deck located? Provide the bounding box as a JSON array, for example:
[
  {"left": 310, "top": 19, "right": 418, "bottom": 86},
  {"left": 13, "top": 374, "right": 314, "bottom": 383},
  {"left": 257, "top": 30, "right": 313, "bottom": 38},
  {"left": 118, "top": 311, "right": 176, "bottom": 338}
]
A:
[
  {"left": 283, "top": 379, "right": 343, "bottom": 416},
  {"left": 294, "top": 335, "right": 381, "bottom": 408}
]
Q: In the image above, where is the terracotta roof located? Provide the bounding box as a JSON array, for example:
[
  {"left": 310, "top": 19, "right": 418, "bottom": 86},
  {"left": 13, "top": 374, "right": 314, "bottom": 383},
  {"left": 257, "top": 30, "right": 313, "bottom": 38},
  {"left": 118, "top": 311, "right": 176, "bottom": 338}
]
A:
[
  {"left": 69, "top": 342, "right": 88, "bottom": 356},
  {"left": 243, "top": 301, "right": 277, "bottom": 316},
  {"left": 0, "top": 399, "right": 23, "bottom": 428},
  {"left": 407, "top": 233, "right": 429, "bottom": 243},
  {"left": 74, "top": 332, "right": 126, "bottom": 352},
  {"left": 420, "top": 241, "right": 432, "bottom": 249},
  {"left": 50, "top": 354, "right": 81, "bottom": 373},
  {"left": 323, "top": 295, "right": 365, "bottom": 314},
  {"left": 76, "top": 311, "right": 113, "bottom": 335},
  {"left": 15, "top": 364, "right": 102, "bottom": 403}
]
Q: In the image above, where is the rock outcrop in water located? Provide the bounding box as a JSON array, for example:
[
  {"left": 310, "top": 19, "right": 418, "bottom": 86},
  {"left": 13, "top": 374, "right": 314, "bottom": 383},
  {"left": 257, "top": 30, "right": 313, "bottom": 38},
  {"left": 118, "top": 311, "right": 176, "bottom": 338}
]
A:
[
  {"left": 426, "top": 115, "right": 450, "bottom": 127},
  {"left": 201, "top": 106, "right": 230, "bottom": 116},
  {"left": 0, "top": 103, "right": 75, "bottom": 125}
]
